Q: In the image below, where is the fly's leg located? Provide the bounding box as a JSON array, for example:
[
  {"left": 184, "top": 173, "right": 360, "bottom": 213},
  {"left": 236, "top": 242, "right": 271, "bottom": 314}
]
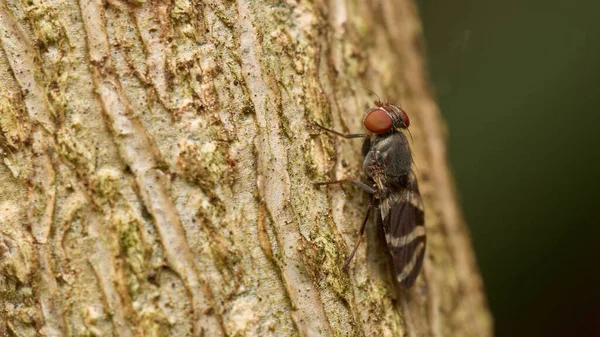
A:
[
  {"left": 312, "top": 122, "right": 374, "bottom": 268},
  {"left": 314, "top": 179, "right": 376, "bottom": 195},
  {"left": 314, "top": 179, "right": 376, "bottom": 268},
  {"left": 313, "top": 121, "right": 372, "bottom": 193},
  {"left": 313, "top": 122, "right": 367, "bottom": 139},
  {"left": 343, "top": 199, "right": 373, "bottom": 269}
]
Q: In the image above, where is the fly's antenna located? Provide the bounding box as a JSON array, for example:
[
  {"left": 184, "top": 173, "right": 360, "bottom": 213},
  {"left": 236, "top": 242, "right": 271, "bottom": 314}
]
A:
[
  {"left": 406, "top": 127, "right": 414, "bottom": 143},
  {"left": 407, "top": 130, "right": 417, "bottom": 171},
  {"left": 358, "top": 85, "right": 382, "bottom": 105}
]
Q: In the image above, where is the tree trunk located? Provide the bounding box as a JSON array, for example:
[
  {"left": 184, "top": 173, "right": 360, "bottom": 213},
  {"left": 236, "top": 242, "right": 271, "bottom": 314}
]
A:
[{"left": 0, "top": 0, "right": 492, "bottom": 336}]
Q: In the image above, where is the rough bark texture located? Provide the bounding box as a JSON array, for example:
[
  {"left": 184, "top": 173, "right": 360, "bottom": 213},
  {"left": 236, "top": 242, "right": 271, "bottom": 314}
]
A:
[{"left": 0, "top": 0, "right": 492, "bottom": 336}]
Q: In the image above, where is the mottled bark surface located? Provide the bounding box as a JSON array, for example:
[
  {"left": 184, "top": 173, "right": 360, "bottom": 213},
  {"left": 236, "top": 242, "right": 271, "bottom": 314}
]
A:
[{"left": 0, "top": 0, "right": 492, "bottom": 336}]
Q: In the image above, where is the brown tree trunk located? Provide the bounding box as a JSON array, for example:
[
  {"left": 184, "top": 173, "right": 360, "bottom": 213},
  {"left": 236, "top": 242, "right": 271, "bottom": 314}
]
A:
[{"left": 0, "top": 0, "right": 492, "bottom": 336}]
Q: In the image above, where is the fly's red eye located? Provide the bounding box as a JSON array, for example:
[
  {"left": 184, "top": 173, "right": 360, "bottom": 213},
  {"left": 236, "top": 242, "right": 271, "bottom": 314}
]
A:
[
  {"left": 400, "top": 109, "right": 410, "bottom": 128},
  {"left": 364, "top": 108, "right": 393, "bottom": 133}
]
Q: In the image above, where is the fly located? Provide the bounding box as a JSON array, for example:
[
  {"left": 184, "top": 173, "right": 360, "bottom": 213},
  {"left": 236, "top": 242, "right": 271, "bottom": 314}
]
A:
[{"left": 315, "top": 100, "right": 426, "bottom": 288}]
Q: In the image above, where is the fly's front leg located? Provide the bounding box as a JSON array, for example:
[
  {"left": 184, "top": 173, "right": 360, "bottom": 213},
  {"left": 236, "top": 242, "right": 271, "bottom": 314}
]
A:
[
  {"left": 312, "top": 121, "right": 372, "bottom": 193},
  {"left": 313, "top": 122, "right": 367, "bottom": 139}
]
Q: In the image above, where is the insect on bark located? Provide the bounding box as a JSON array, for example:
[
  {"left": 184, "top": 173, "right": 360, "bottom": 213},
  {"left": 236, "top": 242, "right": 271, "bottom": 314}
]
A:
[{"left": 315, "top": 100, "right": 426, "bottom": 288}]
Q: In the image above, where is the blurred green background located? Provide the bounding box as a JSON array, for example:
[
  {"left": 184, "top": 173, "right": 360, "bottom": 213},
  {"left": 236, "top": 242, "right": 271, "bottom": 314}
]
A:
[{"left": 419, "top": 0, "right": 600, "bottom": 336}]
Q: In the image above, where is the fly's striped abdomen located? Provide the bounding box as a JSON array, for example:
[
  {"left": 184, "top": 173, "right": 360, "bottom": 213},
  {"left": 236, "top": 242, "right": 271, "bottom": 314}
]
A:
[{"left": 381, "top": 172, "right": 426, "bottom": 288}]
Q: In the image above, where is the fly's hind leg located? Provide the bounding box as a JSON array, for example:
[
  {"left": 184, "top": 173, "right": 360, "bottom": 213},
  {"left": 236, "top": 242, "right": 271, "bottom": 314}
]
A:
[
  {"left": 314, "top": 178, "right": 376, "bottom": 269},
  {"left": 343, "top": 198, "right": 373, "bottom": 269}
]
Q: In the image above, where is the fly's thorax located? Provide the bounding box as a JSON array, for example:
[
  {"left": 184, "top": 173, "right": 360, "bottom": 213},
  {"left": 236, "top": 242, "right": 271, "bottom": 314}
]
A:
[{"left": 362, "top": 131, "right": 412, "bottom": 184}]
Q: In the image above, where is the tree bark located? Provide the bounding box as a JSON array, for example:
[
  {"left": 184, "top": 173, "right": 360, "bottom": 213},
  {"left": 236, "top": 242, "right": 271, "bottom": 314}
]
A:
[{"left": 0, "top": 0, "right": 492, "bottom": 336}]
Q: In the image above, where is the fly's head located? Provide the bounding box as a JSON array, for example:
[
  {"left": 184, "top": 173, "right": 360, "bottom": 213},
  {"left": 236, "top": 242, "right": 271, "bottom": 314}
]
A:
[{"left": 363, "top": 100, "right": 410, "bottom": 134}]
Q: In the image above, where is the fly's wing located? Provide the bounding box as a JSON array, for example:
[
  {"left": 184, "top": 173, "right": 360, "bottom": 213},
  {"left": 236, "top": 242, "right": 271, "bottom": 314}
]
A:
[{"left": 380, "top": 172, "right": 426, "bottom": 288}]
